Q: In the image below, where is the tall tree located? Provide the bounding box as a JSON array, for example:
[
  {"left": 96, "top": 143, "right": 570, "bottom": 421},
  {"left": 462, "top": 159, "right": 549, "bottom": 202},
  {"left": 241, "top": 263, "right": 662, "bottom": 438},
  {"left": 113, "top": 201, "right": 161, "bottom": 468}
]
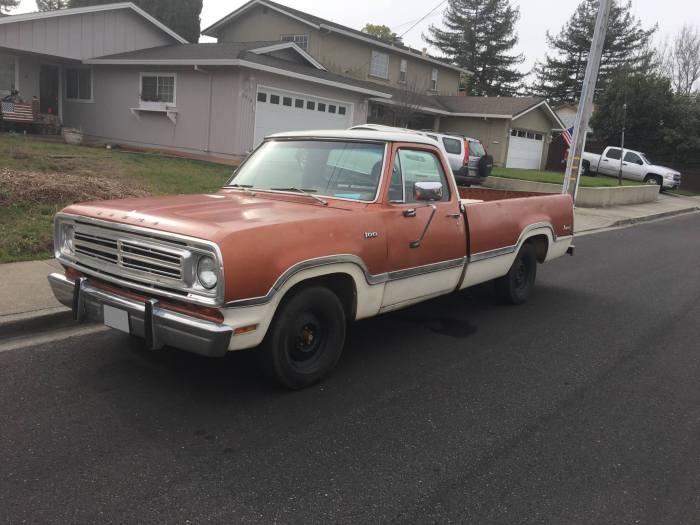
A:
[
  {"left": 424, "top": 0, "right": 524, "bottom": 96},
  {"left": 68, "top": 0, "right": 202, "bottom": 42},
  {"left": 36, "top": 0, "right": 68, "bottom": 11},
  {"left": 530, "top": 0, "right": 656, "bottom": 104},
  {"left": 590, "top": 72, "right": 675, "bottom": 158},
  {"left": 362, "top": 24, "right": 397, "bottom": 44},
  {"left": 659, "top": 25, "right": 700, "bottom": 95},
  {"left": 0, "top": 0, "right": 19, "bottom": 15}
]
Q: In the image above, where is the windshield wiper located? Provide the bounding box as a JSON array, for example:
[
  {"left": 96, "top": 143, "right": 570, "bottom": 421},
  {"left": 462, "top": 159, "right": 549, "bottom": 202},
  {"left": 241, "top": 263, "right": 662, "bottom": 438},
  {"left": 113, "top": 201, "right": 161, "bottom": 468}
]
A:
[
  {"left": 271, "top": 187, "right": 328, "bottom": 206},
  {"left": 226, "top": 183, "right": 256, "bottom": 195}
]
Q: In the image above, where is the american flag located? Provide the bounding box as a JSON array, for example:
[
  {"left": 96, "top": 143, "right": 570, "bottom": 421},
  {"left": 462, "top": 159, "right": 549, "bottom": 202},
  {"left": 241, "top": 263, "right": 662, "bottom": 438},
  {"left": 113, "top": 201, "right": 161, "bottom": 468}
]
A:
[
  {"left": 1, "top": 101, "right": 35, "bottom": 123},
  {"left": 562, "top": 126, "right": 574, "bottom": 146}
]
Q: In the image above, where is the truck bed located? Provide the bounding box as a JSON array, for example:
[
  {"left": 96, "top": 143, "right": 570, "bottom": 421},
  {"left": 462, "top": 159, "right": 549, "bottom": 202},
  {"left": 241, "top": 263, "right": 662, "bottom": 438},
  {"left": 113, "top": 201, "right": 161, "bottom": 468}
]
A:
[{"left": 458, "top": 187, "right": 574, "bottom": 256}]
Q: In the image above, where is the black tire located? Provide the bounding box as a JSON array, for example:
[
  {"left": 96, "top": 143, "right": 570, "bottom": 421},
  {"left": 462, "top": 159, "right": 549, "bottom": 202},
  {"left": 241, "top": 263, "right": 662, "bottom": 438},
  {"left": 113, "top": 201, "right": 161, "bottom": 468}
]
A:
[
  {"left": 582, "top": 160, "right": 594, "bottom": 177},
  {"left": 259, "top": 286, "right": 346, "bottom": 389},
  {"left": 494, "top": 243, "right": 537, "bottom": 305},
  {"left": 478, "top": 154, "right": 494, "bottom": 178},
  {"left": 644, "top": 174, "right": 663, "bottom": 191}
]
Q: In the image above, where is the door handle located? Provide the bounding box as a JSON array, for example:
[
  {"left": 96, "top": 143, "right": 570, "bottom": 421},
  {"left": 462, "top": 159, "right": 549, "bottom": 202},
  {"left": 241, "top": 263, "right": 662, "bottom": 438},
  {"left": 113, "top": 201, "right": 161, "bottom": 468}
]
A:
[
  {"left": 403, "top": 208, "right": 416, "bottom": 218},
  {"left": 602, "top": 158, "right": 609, "bottom": 161},
  {"left": 446, "top": 213, "right": 461, "bottom": 218},
  {"left": 622, "top": 162, "right": 628, "bottom": 166}
]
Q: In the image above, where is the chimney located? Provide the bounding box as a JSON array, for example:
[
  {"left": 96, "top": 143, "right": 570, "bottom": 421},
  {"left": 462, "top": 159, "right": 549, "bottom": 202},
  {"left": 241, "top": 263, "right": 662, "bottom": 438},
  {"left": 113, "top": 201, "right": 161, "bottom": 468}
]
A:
[{"left": 421, "top": 47, "right": 427, "bottom": 57}]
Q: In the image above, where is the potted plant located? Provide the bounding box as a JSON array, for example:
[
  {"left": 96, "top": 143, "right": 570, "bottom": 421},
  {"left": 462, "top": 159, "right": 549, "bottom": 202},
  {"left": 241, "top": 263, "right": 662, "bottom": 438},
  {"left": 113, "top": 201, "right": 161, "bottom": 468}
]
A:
[{"left": 62, "top": 127, "right": 83, "bottom": 145}]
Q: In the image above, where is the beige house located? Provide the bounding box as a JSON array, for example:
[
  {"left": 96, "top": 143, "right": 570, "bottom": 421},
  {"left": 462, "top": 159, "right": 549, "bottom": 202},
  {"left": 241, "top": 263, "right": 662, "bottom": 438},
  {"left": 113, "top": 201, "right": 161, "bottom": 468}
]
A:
[
  {"left": 202, "top": 0, "right": 564, "bottom": 170},
  {"left": 202, "top": 0, "right": 467, "bottom": 96}
]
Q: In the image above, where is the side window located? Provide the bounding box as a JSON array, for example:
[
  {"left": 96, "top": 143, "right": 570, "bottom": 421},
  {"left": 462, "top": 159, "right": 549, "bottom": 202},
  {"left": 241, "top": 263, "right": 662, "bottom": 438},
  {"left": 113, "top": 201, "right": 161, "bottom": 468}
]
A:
[
  {"left": 442, "top": 137, "right": 462, "bottom": 155},
  {"left": 624, "top": 151, "right": 641, "bottom": 164},
  {"left": 606, "top": 148, "right": 621, "bottom": 160},
  {"left": 395, "top": 149, "right": 450, "bottom": 204}
]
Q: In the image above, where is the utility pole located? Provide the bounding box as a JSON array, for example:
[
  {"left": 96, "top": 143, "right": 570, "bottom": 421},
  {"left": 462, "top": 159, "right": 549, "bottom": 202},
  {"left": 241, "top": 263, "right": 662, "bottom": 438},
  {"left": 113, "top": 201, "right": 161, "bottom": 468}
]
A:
[
  {"left": 617, "top": 101, "right": 627, "bottom": 186},
  {"left": 562, "top": 0, "right": 613, "bottom": 201}
]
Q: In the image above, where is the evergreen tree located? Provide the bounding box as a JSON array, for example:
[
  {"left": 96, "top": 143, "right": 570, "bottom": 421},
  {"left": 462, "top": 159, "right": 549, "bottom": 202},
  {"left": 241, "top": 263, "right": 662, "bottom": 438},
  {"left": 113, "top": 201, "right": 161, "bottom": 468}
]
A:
[
  {"left": 68, "top": 0, "right": 202, "bottom": 43},
  {"left": 590, "top": 72, "right": 674, "bottom": 157},
  {"left": 36, "top": 0, "right": 68, "bottom": 11},
  {"left": 424, "top": 0, "right": 524, "bottom": 96},
  {"left": 0, "top": 0, "right": 19, "bottom": 15},
  {"left": 531, "top": 0, "right": 656, "bottom": 104}
]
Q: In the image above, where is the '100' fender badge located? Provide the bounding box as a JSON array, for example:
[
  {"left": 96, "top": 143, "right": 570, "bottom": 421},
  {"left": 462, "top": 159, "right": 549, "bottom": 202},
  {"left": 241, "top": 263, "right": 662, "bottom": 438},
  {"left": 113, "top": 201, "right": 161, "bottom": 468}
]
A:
[{"left": 364, "top": 232, "right": 379, "bottom": 239}]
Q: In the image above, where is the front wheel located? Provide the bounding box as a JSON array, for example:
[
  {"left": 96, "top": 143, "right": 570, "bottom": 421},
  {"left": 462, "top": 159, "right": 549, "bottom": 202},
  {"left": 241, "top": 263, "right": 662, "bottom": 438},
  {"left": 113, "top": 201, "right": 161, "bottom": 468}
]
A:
[
  {"left": 259, "top": 286, "right": 346, "bottom": 389},
  {"left": 494, "top": 243, "right": 537, "bottom": 305}
]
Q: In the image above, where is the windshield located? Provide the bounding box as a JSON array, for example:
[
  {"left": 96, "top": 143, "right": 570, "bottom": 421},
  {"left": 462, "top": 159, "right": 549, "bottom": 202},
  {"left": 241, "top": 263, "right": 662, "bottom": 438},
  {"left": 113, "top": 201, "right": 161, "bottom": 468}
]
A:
[
  {"left": 227, "top": 140, "right": 385, "bottom": 202},
  {"left": 468, "top": 141, "right": 486, "bottom": 157}
]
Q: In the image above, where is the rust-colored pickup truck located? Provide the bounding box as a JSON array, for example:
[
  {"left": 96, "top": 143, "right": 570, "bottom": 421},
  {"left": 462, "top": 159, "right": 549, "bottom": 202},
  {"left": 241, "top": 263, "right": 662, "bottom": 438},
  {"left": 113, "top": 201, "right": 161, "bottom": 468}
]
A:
[{"left": 49, "top": 130, "right": 574, "bottom": 388}]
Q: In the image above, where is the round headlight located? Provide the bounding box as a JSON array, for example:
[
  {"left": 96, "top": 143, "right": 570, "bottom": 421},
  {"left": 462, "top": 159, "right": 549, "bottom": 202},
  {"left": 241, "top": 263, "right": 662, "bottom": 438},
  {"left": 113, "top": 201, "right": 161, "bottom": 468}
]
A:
[
  {"left": 61, "top": 224, "right": 75, "bottom": 255},
  {"left": 197, "top": 255, "right": 218, "bottom": 289}
]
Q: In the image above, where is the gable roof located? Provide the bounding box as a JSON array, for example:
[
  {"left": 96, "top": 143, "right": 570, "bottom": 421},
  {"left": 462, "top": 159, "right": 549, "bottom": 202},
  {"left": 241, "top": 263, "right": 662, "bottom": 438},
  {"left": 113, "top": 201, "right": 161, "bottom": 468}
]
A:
[
  {"left": 85, "top": 42, "right": 393, "bottom": 98},
  {"left": 368, "top": 90, "right": 564, "bottom": 125},
  {"left": 0, "top": 2, "right": 187, "bottom": 44},
  {"left": 202, "top": 0, "right": 470, "bottom": 74},
  {"left": 87, "top": 41, "right": 326, "bottom": 70}
]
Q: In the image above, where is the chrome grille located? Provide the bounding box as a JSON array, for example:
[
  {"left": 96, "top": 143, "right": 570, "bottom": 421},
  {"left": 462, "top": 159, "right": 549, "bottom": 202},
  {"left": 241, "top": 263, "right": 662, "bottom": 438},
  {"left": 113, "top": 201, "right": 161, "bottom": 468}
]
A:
[{"left": 73, "top": 224, "right": 186, "bottom": 284}]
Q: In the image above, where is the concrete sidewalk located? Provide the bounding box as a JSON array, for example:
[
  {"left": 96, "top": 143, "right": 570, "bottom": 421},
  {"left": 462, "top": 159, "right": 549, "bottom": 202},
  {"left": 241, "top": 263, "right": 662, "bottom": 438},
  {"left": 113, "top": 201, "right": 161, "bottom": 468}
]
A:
[
  {"left": 574, "top": 194, "right": 700, "bottom": 234},
  {"left": 2, "top": 194, "right": 699, "bottom": 338}
]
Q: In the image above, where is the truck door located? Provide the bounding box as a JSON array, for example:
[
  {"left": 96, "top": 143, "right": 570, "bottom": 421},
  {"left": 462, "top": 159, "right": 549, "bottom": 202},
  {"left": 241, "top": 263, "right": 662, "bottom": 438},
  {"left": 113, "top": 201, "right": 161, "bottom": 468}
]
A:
[
  {"left": 380, "top": 145, "right": 467, "bottom": 309},
  {"left": 622, "top": 151, "right": 644, "bottom": 181},
  {"left": 599, "top": 147, "right": 621, "bottom": 175}
]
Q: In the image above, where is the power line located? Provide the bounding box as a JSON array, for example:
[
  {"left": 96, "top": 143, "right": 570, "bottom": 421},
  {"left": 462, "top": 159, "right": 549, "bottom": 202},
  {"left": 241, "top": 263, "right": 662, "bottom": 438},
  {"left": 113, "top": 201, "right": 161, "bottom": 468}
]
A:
[
  {"left": 390, "top": 10, "right": 444, "bottom": 31},
  {"left": 398, "top": 0, "right": 448, "bottom": 38}
]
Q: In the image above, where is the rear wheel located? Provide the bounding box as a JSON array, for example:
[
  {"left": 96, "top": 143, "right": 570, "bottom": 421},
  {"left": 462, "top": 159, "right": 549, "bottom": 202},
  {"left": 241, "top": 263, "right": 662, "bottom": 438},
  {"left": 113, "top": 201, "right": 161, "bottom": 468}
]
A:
[
  {"left": 259, "top": 286, "right": 346, "bottom": 389},
  {"left": 495, "top": 243, "right": 537, "bottom": 305},
  {"left": 582, "top": 160, "right": 594, "bottom": 176}
]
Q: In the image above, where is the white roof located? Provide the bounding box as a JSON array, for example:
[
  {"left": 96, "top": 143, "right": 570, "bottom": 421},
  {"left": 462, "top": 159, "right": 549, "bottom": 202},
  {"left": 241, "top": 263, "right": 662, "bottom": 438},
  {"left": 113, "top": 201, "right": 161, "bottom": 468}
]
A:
[
  {"left": 0, "top": 2, "right": 188, "bottom": 44},
  {"left": 266, "top": 129, "right": 438, "bottom": 145}
]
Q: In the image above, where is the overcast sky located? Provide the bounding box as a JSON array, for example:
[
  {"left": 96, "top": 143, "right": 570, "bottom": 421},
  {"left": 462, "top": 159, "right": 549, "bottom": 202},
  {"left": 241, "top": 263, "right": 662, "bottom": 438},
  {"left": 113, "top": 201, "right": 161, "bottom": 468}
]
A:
[{"left": 14, "top": 0, "right": 690, "bottom": 75}]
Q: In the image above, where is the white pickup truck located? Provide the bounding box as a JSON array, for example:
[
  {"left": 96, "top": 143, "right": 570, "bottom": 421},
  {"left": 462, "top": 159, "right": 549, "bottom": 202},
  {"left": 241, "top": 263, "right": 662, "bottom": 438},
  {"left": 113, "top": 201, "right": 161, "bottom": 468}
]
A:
[{"left": 582, "top": 147, "right": 681, "bottom": 190}]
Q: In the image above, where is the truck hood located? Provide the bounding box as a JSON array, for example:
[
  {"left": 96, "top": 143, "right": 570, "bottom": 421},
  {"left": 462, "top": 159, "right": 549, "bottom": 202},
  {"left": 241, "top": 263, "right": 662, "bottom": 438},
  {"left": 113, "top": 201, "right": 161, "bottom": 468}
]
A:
[
  {"left": 61, "top": 190, "right": 358, "bottom": 242},
  {"left": 648, "top": 164, "right": 680, "bottom": 176}
]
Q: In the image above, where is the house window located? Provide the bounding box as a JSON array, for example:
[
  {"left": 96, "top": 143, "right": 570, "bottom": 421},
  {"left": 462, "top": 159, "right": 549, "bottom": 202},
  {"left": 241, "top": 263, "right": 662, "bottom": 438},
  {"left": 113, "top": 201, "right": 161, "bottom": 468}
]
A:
[
  {"left": 0, "top": 53, "right": 16, "bottom": 96},
  {"left": 306, "top": 100, "right": 315, "bottom": 110},
  {"left": 257, "top": 92, "right": 267, "bottom": 102},
  {"left": 431, "top": 68, "right": 438, "bottom": 91},
  {"left": 328, "top": 104, "right": 336, "bottom": 114},
  {"left": 140, "top": 73, "right": 175, "bottom": 106},
  {"left": 318, "top": 102, "right": 326, "bottom": 112},
  {"left": 283, "top": 96, "right": 292, "bottom": 106},
  {"left": 399, "top": 59, "right": 407, "bottom": 83},
  {"left": 281, "top": 34, "right": 309, "bottom": 50},
  {"left": 338, "top": 106, "right": 346, "bottom": 115},
  {"left": 66, "top": 68, "right": 93, "bottom": 101},
  {"left": 270, "top": 94, "right": 280, "bottom": 104},
  {"left": 369, "top": 50, "right": 389, "bottom": 79},
  {"left": 295, "top": 98, "right": 304, "bottom": 108}
]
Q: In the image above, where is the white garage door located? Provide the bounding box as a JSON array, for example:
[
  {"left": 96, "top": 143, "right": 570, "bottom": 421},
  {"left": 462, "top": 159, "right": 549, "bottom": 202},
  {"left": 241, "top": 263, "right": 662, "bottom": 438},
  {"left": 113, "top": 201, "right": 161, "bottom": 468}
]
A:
[
  {"left": 254, "top": 87, "right": 353, "bottom": 146},
  {"left": 506, "top": 129, "right": 545, "bottom": 170}
]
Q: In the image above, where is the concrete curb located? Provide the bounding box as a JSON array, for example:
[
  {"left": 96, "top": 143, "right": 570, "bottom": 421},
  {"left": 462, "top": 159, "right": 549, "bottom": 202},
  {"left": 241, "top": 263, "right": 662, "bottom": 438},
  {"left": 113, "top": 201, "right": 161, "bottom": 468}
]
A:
[
  {"left": 0, "top": 306, "right": 74, "bottom": 339},
  {"left": 607, "top": 207, "right": 700, "bottom": 229}
]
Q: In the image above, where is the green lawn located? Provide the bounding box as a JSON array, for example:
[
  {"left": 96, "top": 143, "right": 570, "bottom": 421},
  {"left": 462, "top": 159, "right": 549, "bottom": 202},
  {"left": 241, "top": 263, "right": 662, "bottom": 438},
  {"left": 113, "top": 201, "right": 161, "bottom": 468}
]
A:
[
  {"left": 492, "top": 167, "right": 644, "bottom": 188},
  {"left": 0, "top": 133, "right": 234, "bottom": 263}
]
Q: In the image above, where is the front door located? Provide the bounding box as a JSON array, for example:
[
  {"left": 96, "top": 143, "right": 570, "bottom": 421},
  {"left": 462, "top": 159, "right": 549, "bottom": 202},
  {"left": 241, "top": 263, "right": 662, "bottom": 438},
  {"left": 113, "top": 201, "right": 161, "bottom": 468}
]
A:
[
  {"left": 622, "top": 151, "right": 645, "bottom": 181},
  {"left": 380, "top": 144, "right": 467, "bottom": 309},
  {"left": 39, "top": 65, "right": 59, "bottom": 115}
]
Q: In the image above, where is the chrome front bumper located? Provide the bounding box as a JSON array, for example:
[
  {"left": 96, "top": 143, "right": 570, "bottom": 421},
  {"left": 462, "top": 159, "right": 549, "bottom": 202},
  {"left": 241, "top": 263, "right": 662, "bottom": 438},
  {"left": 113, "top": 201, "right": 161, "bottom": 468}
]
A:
[{"left": 48, "top": 273, "right": 232, "bottom": 357}]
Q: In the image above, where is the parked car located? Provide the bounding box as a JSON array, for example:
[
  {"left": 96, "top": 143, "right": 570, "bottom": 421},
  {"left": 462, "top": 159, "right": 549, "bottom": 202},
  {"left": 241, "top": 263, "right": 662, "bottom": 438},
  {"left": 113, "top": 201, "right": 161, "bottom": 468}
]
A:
[
  {"left": 582, "top": 146, "right": 681, "bottom": 190},
  {"left": 48, "top": 129, "right": 574, "bottom": 389},
  {"left": 351, "top": 124, "right": 492, "bottom": 186}
]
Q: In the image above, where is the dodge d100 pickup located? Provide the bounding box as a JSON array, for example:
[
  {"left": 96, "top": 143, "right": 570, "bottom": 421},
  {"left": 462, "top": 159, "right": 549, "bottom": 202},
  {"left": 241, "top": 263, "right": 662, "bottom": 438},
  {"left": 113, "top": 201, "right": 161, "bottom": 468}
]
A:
[{"left": 48, "top": 129, "right": 574, "bottom": 388}]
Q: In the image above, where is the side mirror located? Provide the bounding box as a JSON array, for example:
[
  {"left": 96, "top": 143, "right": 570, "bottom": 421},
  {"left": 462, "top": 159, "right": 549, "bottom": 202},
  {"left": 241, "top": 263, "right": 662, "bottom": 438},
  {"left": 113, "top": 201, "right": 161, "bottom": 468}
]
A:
[{"left": 414, "top": 181, "right": 443, "bottom": 201}]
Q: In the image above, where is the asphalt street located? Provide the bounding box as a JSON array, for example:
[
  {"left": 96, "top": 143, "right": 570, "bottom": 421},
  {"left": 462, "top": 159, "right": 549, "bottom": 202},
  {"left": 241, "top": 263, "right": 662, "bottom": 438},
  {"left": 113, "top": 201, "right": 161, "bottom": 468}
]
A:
[{"left": 1, "top": 213, "right": 700, "bottom": 524}]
